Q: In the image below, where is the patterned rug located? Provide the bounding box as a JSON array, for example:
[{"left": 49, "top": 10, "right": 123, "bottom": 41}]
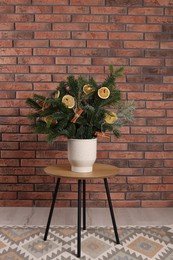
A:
[{"left": 0, "top": 225, "right": 173, "bottom": 260}]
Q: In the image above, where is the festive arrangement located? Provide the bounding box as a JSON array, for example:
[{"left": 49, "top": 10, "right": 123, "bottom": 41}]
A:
[{"left": 26, "top": 65, "right": 135, "bottom": 141}]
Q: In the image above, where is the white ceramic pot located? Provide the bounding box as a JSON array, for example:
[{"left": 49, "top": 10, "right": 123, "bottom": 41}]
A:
[{"left": 67, "top": 138, "right": 97, "bottom": 173}]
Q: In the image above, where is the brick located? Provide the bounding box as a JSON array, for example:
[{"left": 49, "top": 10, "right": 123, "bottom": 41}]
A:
[
  {"left": 0, "top": 23, "right": 14, "bottom": 30},
  {"left": 129, "top": 160, "right": 163, "bottom": 168},
  {"left": 144, "top": 168, "right": 173, "bottom": 176},
  {"left": 0, "top": 65, "right": 29, "bottom": 73},
  {"left": 67, "top": 66, "right": 104, "bottom": 74},
  {"left": 0, "top": 159, "right": 19, "bottom": 167},
  {"left": 127, "top": 176, "right": 162, "bottom": 184},
  {"left": 16, "top": 5, "right": 52, "bottom": 13},
  {"left": 162, "top": 193, "right": 173, "bottom": 200},
  {"left": 53, "top": 23, "right": 88, "bottom": 31},
  {"left": 0, "top": 31, "right": 33, "bottom": 40},
  {"left": 0, "top": 82, "right": 32, "bottom": 90},
  {"left": 128, "top": 7, "right": 163, "bottom": 15},
  {"left": 145, "top": 84, "right": 173, "bottom": 92},
  {"left": 98, "top": 143, "right": 127, "bottom": 151},
  {"left": 110, "top": 33, "right": 143, "bottom": 40},
  {"left": 135, "top": 109, "right": 165, "bottom": 117},
  {"left": 112, "top": 135, "right": 146, "bottom": 143},
  {"left": 0, "top": 6, "right": 14, "bottom": 12},
  {"left": 15, "top": 23, "right": 51, "bottom": 31},
  {"left": 21, "top": 159, "right": 56, "bottom": 166},
  {"left": 106, "top": 0, "right": 142, "bottom": 6},
  {"left": 72, "top": 15, "right": 108, "bottom": 23},
  {"left": 18, "top": 192, "right": 52, "bottom": 200},
  {"left": 90, "top": 192, "right": 124, "bottom": 200},
  {"left": 35, "top": 32, "right": 70, "bottom": 39},
  {"left": 0, "top": 40, "right": 12, "bottom": 47},
  {"left": 0, "top": 176, "right": 17, "bottom": 183},
  {"left": 147, "top": 118, "right": 173, "bottom": 126},
  {"left": 145, "top": 152, "right": 173, "bottom": 159},
  {"left": 0, "top": 57, "right": 16, "bottom": 64},
  {"left": 125, "top": 41, "right": 159, "bottom": 49},
  {"left": 0, "top": 74, "right": 14, "bottom": 81},
  {"left": 93, "top": 58, "right": 128, "bottom": 65},
  {"left": 72, "top": 32, "right": 107, "bottom": 39},
  {"left": 0, "top": 200, "right": 33, "bottom": 207},
  {"left": 53, "top": 6, "right": 89, "bottom": 13},
  {"left": 33, "top": 0, "right": 68, "bottom": 4},
  {"left": 161, "top": 42, "right": 173, "bottom": 49},
  {"left": 14, "top": 40, "right": 49, "bottom": 48},
  {"left": 146, "top": 50, "right": 173, "bottom": 57},
  {"left": 70, "top": 0, "right": 105, "bottom": 5},
  {"left": 15, "top": 74, "right": 51, "bottom": 82},
  {"left": 129, "top": 143, "right": 163, "bottom": 151},
  {"left": 34, "top": 48, "right": 69, "bottom": 56},
  {"left": 0, "top": 142, "right": 19, "bottom": 149},
  {"left": 0, "top": 14, "right": 34, "bottom": 22},
  {"left": 167, "top": 111, "right": 173, "bottom": 117},
  {"left": 163, "top": 176, "right": 173, "bottom": 183},
  {"left": 148, "top": 135, "right": 173, "bottom": 142},
  {"left": 144, "top": 184, "right": 173, "bottom": 192},
  {"left": 0, "top": 0, "right": 31, "bottom": 3},
  {"left": 146, "top": 33, "right": 173, "bottom": 41},
  {"left": 147, "top": 101, "right": 173, "bottom": 108},
  {"left": 164, "top": 160, "right": 173, "bottom": 167},
  {"left": 163, "top": 76, "right": 173, "bottom": 83},
  {"left": 90, "top": 23, "right": 125, "bottom": 31},
  {"left": 71, "top": 48, "right": 107, "bottom": 57},
  {"left": 0, "top": 192, "right": 17, "bottom": 200},
  {"left": 147, "top": 16, "right": 173, "bottom": 24},
  {"left": 0, "top": 167, "right": 35, "bottom": 175},
  {"left": 0, "top": 184, "right": 33, "bottom": 191},
  {"left": 56, "top": 57, "right": 91, "bottom": 65},
  {"left": 18, "top": 57, "right": 54, "bottom": 64},
  {"left": 87, "top": 40, "right": 122, "bottom": 48},
  {"left": 0, "top": 108, "right": 18, "bottom": 116},
  {"left": 130, "top": 58, "right": 164, "bottom": 66},
  {"left": 91, "top": 6, "right": 126, "bottom": 14},
  {"left": 35, "top": 14, "right": 70, "bottom": 22},
  {"left": 126, "top": 192, "right": 160, "bottom": 200},
  {"left": 111, "top": 201, "right": 141, "bottom": 207},
  {"left": 50, "top": 40, "right": 86, "bottom": 48},
  {"left": 144, "top": 0, "right": 173, "bottom": 6},
  {"left": 165, "top": 7, "right": 173, "bottom": 15},
  {"left": 33, "top": 83, "right": 57, "bottom": 91},
  {"left": 128, "top": 92, "right": 162, "bottom": 100},
  {"left": 110, "top": 15, "right": 145, "bottom": 23},
  {"left": 167, "top": 127, "right": 173, "bottom": 134},
  {"left": 109, "top": 151, "right": 143, "bottom": 159},
  {"left": 127, "top": 24, "right": 161, "bottom": 32},
  {"left": 1, "top": 151, "right": 35, "bottom": 159},
  {"left": 0, "top": 48, "right": 32, "bottom": 56},
  {"left": 30, "top": 65, "right": 66, "bottom": 74},
  {"left": 131, "top": 126, "right": 165, "bottom": 134}
]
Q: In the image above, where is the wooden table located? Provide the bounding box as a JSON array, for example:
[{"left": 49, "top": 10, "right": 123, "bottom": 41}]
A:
[{"left": 43, "top": 163, "right": 120, "bottom": 258}]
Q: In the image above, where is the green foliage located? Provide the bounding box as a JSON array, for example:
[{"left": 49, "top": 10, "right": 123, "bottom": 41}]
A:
[{"left": 26, "top": 65, "right": 135, "bottom": 142}]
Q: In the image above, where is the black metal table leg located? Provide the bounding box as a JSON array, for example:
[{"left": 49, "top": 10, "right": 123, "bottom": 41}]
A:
[
  {"left": 77, "top": 180, "right": 82, "bottom": 258},
  {"left": 44, "top": 177, "right": 61, "bottom": 241},
  {"left": 83, "top": 180, "right": 86, "bottom": 230},
  {"left": 104, "top": 178, "right": 120, "bottom": 244}
]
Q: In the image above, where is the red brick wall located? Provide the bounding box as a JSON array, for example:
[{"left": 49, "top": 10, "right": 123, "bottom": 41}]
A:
[{"left": 0, "top": 0, "right": 173, "bottom": 208}]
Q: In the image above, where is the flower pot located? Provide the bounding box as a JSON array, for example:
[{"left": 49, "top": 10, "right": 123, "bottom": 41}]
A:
[{"left": 67, "top": 138, "right": 97, "bottom": 173}]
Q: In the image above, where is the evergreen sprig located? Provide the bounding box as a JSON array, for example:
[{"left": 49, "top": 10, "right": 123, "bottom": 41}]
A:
[{"left": 26, "top": 65, "right": 135, "bottom": 142}]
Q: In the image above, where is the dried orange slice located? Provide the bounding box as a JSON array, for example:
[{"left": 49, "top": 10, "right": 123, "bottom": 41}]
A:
[
  {"left": 83, "top": 84, "right": 94, "bottom": 94},
  {"left": 98, "top": 87, "right": 110, "bottom": 99},
  {"left": 62, "top": 95, "right": 75, "bottom": 108},
  {"left": 105, "top": 112, "right": 117, "bottom": 124}
]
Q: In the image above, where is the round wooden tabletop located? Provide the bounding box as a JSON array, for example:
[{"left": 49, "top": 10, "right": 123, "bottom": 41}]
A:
[{"left": 44, "top": 163, "right": 119, "bottom": 179}]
